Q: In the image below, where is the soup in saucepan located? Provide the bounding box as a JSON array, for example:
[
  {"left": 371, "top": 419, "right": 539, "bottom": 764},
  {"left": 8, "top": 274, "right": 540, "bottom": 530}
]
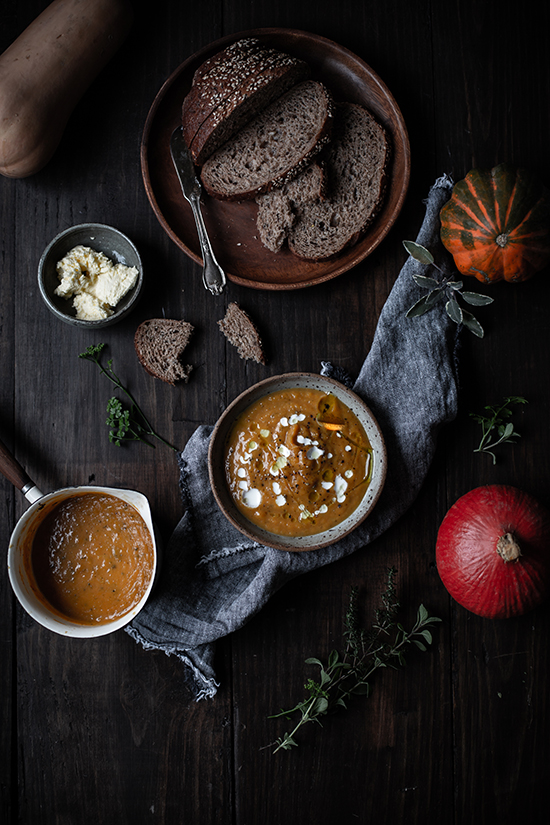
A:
[
  {"left": 23, "top": 492, "right": 155, "bottom": 625},
  {"left": 224, "top": 388, "right": 374, "bottom": 537}
]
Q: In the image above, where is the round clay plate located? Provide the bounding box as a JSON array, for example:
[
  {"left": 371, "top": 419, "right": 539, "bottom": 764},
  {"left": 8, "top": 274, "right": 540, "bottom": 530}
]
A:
[
  {"left": 207, "top": 373, "right": 387, "bottom": 551},
  {"left": 141, "top": 28, "right": 410, "bottom": 290}
]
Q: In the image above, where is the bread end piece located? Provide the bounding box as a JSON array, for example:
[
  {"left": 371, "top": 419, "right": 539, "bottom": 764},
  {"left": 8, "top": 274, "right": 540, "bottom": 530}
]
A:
[
  {"left": 217, "top": 303, "right": 266, "bottom": 364},
  {"left": 134, "top": 319, "right": 194, "bottom": 385}
]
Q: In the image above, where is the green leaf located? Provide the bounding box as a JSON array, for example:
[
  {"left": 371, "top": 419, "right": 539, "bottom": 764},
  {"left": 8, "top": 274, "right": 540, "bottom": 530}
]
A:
[
  {"left": 447, "top": 280, "right": 464, "bottom": 290},
  {"left": 461, "top": 291, "right": 494, "bottom": 306},
  {"left": 406, "top": 295, "right": 431, "bottom": 318},
  {"left": 305, "top": 657, "right": 323, "bottom": 668},
  {"left": 313, "top": 697, "right": 329, "bottom": 715},
  {"left": 412, "top": 273, "right": 440, "bottom": 289},
  {"left": 424, "top": 290, "right": 446, "bottom": 308},
  {"left": 328, "top": 650, "right": 339, "bottom": 669},
  {"left": 403, "top": 240, "right": 434, "bottom": 265},
  {"left": 446, "top": 298, "right": 463, "bottom": 324},
  {"left": 413, "top": 640, "right": 427, "bottom": 651},
  {"left": 417, "top": 605, "right": 428, "bottom": 623},
  {"left": 420, "top": 630, "right": 433, "bottom": 644},
  {"left": 461, "top": 310, "right": 484, "bottom": 338}
]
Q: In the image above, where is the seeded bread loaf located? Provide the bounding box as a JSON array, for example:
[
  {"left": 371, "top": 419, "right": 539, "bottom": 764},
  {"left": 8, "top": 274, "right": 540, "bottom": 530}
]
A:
[
  {"left": 217, "top": 302, "right": 266, "bottom": 364},
  {"left": 255, "top": 162, "right": 325, "bottom": 252},
  {"left": 182, "top": 38, "right": 310, "bottom": 166},
  {"left": 200, "top": 81, "right": 334, "bottom": 201},
  {"left": 134, "top": 318, "right": 194, "bottom": 384},
  {"left": 283, "top": 103, "right": 390, "bottom": 260}
]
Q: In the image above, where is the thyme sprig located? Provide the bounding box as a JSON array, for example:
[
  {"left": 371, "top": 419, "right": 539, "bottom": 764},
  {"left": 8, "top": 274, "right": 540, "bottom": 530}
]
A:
[
  {"left": 470, "top": 395, "right": 528, "bottom": 463},
  {"left": 267, "top": 568, "right": 441, "bottom": 754},
  {"left": 403, "top": 240, "right": 494, "bottom": 337},
  {"left": 79, "top": 343, "right": 177, "bottom": 451}
]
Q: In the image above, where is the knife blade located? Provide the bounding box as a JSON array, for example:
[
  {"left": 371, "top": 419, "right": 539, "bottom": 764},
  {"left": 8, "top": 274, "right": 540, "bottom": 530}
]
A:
[{"left": 170, "top": 127, "right": 226, "bottom": 295}]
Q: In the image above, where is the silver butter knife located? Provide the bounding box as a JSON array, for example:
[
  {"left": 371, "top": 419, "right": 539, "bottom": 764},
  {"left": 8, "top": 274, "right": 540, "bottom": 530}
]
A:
[{"left": 170, "top": 127, "right": 226, "bottom": 295}]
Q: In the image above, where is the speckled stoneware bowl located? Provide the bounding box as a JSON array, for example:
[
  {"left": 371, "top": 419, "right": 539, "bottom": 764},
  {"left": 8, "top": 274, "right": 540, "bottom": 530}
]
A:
[
  {"left": 208, "top": 373, "right": 387, "bottom": 551},
  {"left": 38, "top": 223, "right": 143, "bottom": 329}
]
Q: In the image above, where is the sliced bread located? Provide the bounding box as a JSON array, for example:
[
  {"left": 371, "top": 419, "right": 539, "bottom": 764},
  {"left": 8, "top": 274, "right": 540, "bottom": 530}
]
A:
[
  {"left": 284, "top": 103, "right": 390, "bottom": 260},
  {"left": 217, "top": 303, "right": 266, "bottom": 364},
  {"left": 134, "top": 319, "right": 194, "bottom": 385},
  {"left": 182, "top": 38, "right": 310, "bottom": 166},
  {"left": 255, "top": 162, "right": 325, "bottom": 252},
  {"left": 200, "top": 80, "right": 334, "bottom": 201}
]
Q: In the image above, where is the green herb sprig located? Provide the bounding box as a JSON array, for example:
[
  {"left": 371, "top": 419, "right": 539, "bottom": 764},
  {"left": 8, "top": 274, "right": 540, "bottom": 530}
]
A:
[
  {"left": 79, "top": 343, "right": 177, "bottom": 451},
  {"left": 470, "top": 395, "right": 528, "bottom": 463},
  {"left": 267, "top": 568, "right": 441, "bottom": 754},
  {"left": 403, "top": 240, "right": 494, "bottom": 337}
]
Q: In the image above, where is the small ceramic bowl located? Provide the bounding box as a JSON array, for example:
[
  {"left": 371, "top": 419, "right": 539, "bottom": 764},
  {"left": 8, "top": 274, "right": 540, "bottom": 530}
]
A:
[
  {"left": 7, "top": 486, "right": 158, "bottom": 638},
  {"left": 208, "top": 373, "right": 387, "bottom": 551},
  {"left": 38, "top": 223, "right": 143, "bottom": 329}
]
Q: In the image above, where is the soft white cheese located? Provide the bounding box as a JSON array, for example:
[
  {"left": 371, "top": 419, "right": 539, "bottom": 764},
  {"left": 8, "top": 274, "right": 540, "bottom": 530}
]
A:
[{"left": 55, "top": 245, "right": 139, "bottom": 321}]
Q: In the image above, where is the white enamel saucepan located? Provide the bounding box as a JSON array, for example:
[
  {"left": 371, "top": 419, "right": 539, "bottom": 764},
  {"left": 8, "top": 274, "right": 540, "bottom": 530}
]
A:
[{"left": 0, "top": 437, "right": 158, "bottom": 637}]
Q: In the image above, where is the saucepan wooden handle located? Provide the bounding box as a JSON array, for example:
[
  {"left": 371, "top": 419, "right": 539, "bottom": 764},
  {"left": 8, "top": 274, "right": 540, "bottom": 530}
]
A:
[{"left": 0, "top": 437, "right": 34, "bottom": 492}]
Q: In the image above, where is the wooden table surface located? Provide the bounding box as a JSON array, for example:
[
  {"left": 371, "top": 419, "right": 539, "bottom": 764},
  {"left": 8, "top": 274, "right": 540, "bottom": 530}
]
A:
[{"left": 1, "top": 1, "right": 549, "bottom": 823}]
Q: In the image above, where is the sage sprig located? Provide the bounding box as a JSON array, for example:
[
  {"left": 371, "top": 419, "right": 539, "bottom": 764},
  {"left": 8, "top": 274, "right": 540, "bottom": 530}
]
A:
[
  {"left": 79, "top": 343, "right": 177, "bottom": 451},
  {"left": 470, "top": 395, "right": 528, "bottom": 463},
  {"left": 403, "top": 240, "right": 494, "bottom": 337},
  {"left": 267, "top": 568, "right": 441, "bottom": 754}
]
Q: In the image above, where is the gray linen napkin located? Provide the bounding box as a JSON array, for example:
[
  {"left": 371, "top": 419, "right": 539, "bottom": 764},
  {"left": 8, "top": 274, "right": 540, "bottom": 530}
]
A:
[{"left": 127, "top": 174, "right": 458, "bottom": 699}]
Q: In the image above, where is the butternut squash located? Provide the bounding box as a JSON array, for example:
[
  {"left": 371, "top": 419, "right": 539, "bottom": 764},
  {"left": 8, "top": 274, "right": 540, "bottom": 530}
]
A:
[{"left": 0, "top": 0, "right": 133, "bottom": 178}]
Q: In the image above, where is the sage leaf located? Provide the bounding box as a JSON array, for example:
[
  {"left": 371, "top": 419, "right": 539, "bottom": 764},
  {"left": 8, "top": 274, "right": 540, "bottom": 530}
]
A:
[
  {"left": 447, "top": 280, "right": 464, "bottom": 290},
  {"left": 403, "top": 240, "right": 434, "bottom": 265},
  {"left": 412, "top": 273, "right": 440, "bottom": 289},
  {"left": 406, "top": 295, "right": 431, "bottom": 318},
  {"left": 446, "top": 298, "right": 463, "bottom": 324},
  {"left": 462, "top": 291, "right": 494, "bottom": 306},
  {"left": 461, "top": 310, "right": 484, "bottom": 338}
]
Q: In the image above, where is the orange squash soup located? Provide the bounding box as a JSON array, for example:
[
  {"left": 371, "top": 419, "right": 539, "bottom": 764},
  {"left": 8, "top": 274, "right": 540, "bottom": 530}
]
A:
[
  {"left": 224, "top": 388, "right": 374, "bottom": 537},
  {"left": 24, "top": 492, "right": 155, "bottom": 625}
]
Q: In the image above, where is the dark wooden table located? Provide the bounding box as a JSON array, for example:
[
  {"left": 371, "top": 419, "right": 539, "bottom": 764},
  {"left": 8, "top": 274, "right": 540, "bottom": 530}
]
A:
[{"left": 1, "top": 1, "right": 549, "bottom": 822}]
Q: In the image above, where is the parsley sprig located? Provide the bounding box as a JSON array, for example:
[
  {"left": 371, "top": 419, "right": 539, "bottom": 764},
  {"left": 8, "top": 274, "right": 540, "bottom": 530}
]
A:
[
  {"left": 470, "top": 395, "right": 528, "bottom": 463},
  {"left": 267, "top": 568, "right": 441, "bottom": 753},
  {"left": 79, "top": 343, "right": 177, "bottom": 451}
]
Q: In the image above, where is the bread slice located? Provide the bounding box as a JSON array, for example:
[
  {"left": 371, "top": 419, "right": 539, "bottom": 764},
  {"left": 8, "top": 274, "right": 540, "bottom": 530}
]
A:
[
  {"left": 256, "top": 162, "right": 325, "bottom": 252},
  {"left": 200, "top": 80, "right": 334, "bottom": 201},
  {"left": 182, "top": 38, "right": 310, "bottom": 166},
  {"left": 134, "top": 319, "right": 194, "bottom": 385},
  {"left": 285, "top": 103, "right": 390, "bottom": 259},
  {"left": 217, "top": 303, "right": 266, "bottom": 364}
]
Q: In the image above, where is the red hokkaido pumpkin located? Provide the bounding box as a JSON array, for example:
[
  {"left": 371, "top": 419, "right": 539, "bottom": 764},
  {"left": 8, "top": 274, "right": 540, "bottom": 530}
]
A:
[
  {"left": 439, "top": 163, "right": 550, "bottom": 284},
  {"left": 436, "top": 485, "right": 550, "bottom": 619}
]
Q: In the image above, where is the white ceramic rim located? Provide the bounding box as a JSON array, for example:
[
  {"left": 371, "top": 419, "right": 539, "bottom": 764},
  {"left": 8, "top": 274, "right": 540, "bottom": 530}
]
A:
[
  {"left": 7, "top": 486, "right": 158, "bottom": 637},
  {"left": 208, "top": 373, "right": 387, "bottom": 551}
]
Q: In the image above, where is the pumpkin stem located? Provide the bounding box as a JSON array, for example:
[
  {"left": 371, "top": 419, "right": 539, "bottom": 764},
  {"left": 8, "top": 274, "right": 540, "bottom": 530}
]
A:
[
  {"left": 496, "top": 532, "right": 522, "bottom": 563},
  {"left": 495, "top": 233, "right": 509, "bottom": 248}
]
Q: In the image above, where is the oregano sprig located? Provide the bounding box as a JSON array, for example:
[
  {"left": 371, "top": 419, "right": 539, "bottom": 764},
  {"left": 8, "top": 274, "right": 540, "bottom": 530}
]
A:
[
  {"left": 403, "top": 240, "right": 494, "bottom": 337},
  {"left": 79, "top": 343, "right": 177, "bottom": 451},
  {"left": 470, "top": 395, "right": 528, "bottom": 463},
  {"left": 267, "top": 568, "right": 441, "bottom": 754}
]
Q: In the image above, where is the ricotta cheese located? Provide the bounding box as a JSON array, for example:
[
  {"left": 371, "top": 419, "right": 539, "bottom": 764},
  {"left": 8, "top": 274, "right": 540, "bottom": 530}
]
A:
[{"left": 55, "top": 245, "right": 139, "bottom": 321}]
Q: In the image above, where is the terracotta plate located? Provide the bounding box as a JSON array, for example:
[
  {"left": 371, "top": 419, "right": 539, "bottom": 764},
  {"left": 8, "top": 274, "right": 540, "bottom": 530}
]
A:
[{"left": 141, "top": 28, "right": 410, "bottom": 290}]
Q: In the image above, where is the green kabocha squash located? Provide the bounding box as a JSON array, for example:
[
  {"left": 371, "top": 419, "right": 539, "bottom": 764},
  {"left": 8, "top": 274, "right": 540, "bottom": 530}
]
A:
[{"left": 440, "top": 163, "right": 550, "bottom": 284}]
